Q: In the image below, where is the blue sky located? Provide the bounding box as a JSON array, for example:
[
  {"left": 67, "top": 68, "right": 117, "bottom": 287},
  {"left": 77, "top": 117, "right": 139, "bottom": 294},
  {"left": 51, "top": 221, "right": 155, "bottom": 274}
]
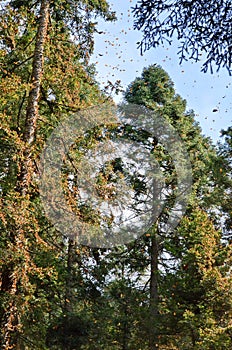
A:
[{"left": 91, "top": 0, "right": 232, "bottom": 143}]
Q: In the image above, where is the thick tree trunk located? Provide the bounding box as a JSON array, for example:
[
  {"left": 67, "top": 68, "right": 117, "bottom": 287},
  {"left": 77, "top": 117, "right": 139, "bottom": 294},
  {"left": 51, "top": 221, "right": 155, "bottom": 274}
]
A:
[
  {"left": 0, "top": 2, "right": 50, "bottom": 349},
  {"left": 24, "top": 0, "right": 50, "bottom": 145},
  {"left": 20, "top": 0, "right": 50, "bottom": 194},
  {"left": 149, "top": 137, "right": 160, "bottom": 350}
]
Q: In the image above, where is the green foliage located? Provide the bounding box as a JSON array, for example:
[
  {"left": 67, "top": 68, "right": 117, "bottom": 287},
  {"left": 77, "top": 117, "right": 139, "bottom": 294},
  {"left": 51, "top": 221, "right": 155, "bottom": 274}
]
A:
[
  {"left": 125, "top": 64, "right": 175, "bottom": 107},
  {"left": 172, "top": 209, "right": 232, "bottom": 349},
  {"left": 120, "top": 65, "right": 232, "bottom": 349},
  {"left": 1, "top": 2, "right": 231, "bottom": 348},
  {"left": 0, "top": 1, "right": 114, "bottom": 349}
]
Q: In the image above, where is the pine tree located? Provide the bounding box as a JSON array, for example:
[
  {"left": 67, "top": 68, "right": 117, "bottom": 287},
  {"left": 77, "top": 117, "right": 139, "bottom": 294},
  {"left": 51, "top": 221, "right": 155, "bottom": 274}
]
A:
[
  {"left": 98, "top": 64, "right": 232, "bottom": 349},
  {"left": 161, "top": 209, "right": 232, "bottom": 349},
  {"left": 0, "top": 1, "right": 115, "bottom": 348}
]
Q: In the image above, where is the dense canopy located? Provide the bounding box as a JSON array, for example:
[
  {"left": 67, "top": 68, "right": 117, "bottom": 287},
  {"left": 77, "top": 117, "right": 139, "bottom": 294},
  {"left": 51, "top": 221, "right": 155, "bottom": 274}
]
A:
[{"left": 0, "top": 1, "right": 232, "bottom": 349}]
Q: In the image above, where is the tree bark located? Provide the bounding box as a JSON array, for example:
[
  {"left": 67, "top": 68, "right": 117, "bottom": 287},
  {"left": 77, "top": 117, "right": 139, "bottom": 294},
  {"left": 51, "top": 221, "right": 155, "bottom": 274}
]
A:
[
  {"left": 149, "top": 233, "right": 159, "bottom": 350},
  {"left": 23, "top": 0, "right": 50, "bottom": 145},
  {"left": 149, "top": 136, "right": 160, "bottom": 350},
  {"left": 20, "top": 0, "right": 50, "bottom": 194},
  {"left": 0, "top": 2, "right": 50, "bottom": 349}
]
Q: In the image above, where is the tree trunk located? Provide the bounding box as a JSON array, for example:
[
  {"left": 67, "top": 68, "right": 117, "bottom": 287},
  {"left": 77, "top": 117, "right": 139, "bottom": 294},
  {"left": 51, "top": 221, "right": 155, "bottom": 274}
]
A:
[
  {"left": 64, "top": 239, "right": 77, "bottom": 314},
  {"left": 20, "top": 0, "right": 50, "bottom": 194},
  {"left": 149, "top": 233, "right": 159, "bottom": 350},
  {"left": 149, "top": 136, "right": 160, "bottom": 350},
  {"left": 0, "top": 2, "right": 50, "bottom": 349},
  {"left": 24, "top": 0, "right": 50, "bottom": 145}
]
